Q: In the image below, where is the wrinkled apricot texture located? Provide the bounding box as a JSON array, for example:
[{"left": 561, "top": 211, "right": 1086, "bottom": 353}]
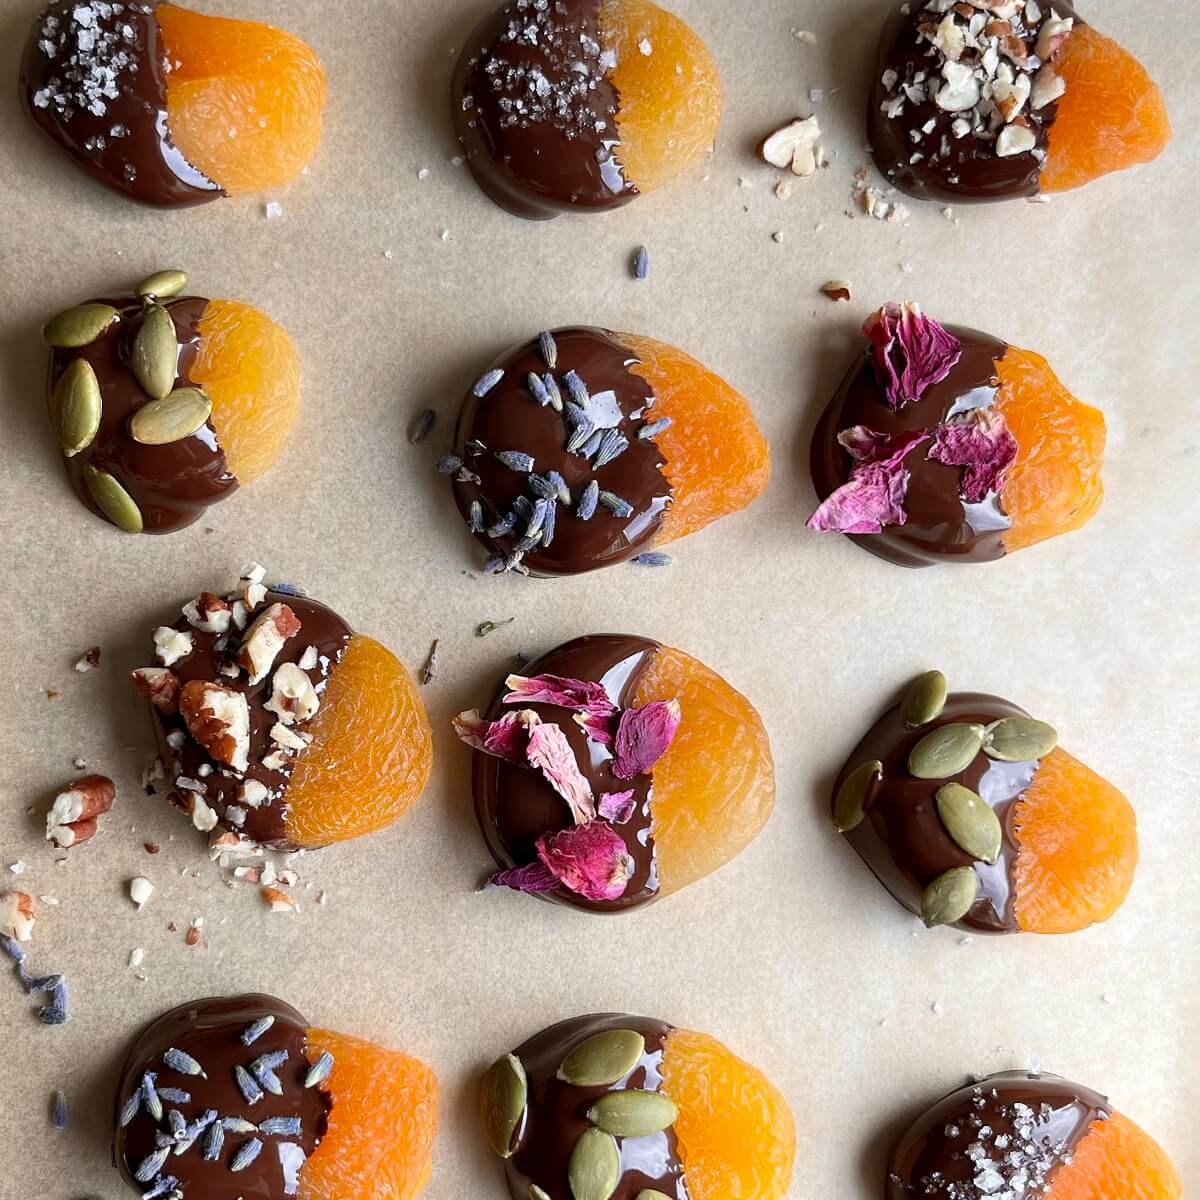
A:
[
  {"left": 1041, "top": 25, "right": 1171, "bottom": 194},
  {"left": 635, "top": 644, "right": 774, "bottom": 896},
  {"left": 1049, "top": 1111, "right": 1180, "bottom": 1200},
  {"left": 996, "top": 345, "right": 1105, "bottom": 554},
  {"left": 600, "top": 0, "right": 723, "bottom": 194},
  {"left": 1012, "top": 748, "right": 1137, "bottom": 935},
  {"left": 660, "top": 1028, "right": 795, "bottom": 1200},
  {"left": 158, "top": 3, "right": 327, "bottom": 193},
  {"left": 194, "top": 299, "right": 300, "bottom": 484},
  {"left": 301, "top": 1028, "right": 438, "bottom": 1200},
  {"left": 619, "top": 333, "right": 770, "bottom": 545},
  {"left": 284, "top": 636, "right": 432, "bottom": 849}
]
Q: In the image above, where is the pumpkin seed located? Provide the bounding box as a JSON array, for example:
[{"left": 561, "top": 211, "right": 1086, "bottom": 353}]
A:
[
  {"left": 530, "top": 1188, "right": 551, "bottom": 1200},
  {"left": 44, "top": 303, "right": 119, "bottom": 348},
  {"left": 558, "top": 1030, "right": 644, "bottom": 1088},
  {"left": 587, "top": 1089, "right": 678, "bottom": 1137},
  {"left": 908, "top": 723, "right": 986, "bottom": 780},
  {"left": 52, "top": 359, "right": 102, "bottom": 456},
  {"left": 131, "top": 303, "right": 178, "bottom": 400},
  {"left": 902, "top": 670, "right": 948, "bottom": 728},
  {"left": 129, "top": 388, "right": 212, "bottom": 445},
  {"left": 568, "top": 1128, "right": 619, "bottom": 1200},
  {"left": 480, "top": 1053, "right": 526, "bottom": 1159},
  {"left": 983, "top": 718, "right": 1057, "bottom": 763},
  {"left": 833, "top": 760, "right": 882, "bottom": 834},
  {"left": 935, "top": 784, "right": 1001, "bottom": 865},
  {"left": 635, "top": 1193, "right": 674, "bottom": 1200},
  {"left": 921, "top": 866, "right": 978, "bottom": 928},
  {"left": 83, "top": 465, "right": 143, "bottom": 533},
  {"left": 136, "top": 269, "right": 188, "bottom": 300}
]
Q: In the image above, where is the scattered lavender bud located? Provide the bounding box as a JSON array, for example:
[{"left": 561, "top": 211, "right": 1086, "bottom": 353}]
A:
[
  {"left": 528, "top": 474, "right": 560, "bottom": 501},
  {"left": 407, "top": 408, "right": 437, "bottom": 444},
  {"left": 495, "top": 450, "right": 534, "bottom": 473},
  {"left": 593, "top": 430, "right": 629, "bottom": 468},
  {"left": 633, "top": 245, "right": 650, "bottom": 280},
  {"left": 230, "top": 1138, "right": 264, "bottom": 1172},
  {"left": 304, "top": 1051, "right": 335, "bottom": 1088},
  {"left": 542, "top": 373, "right": 563, "bottom": 412},
  {"left": 538, "top": 330, "right": 558, "bottom": 369},
  {"left": 484, "top": 555, "right": 506, "bottom": 575},
  {"left": 141, "top": 1073, "right": 163, "bottom": 1121},
  {"left": 578, "top": 429, "right": 603, "bottom": 459},
  {"left": 234, "top": 1064, "right": 263, "bottom": 1106},
  {"left": 38, "top": 1005, "right": 67, "bottom": 1025},
  {"left": 487, "top": 512, "right": 517, "bottom": 539},
  {"left": 134, "top": 1147, "right": 171, "bottom": 1183},
  {"left": 142, "top": 1175, "right": 179, "bottom": 1200},
  {"left": 157, "top": 1088, "right": 191, "bottom": 1105},
  {"left": 542, "top": 503, "right": 557, "bottom": 547},
  {"left": 473, "top": 369, "right": 504, "bottom": 398},
  {"left": 632, "top": 552, "right": 673, "bottom": 566},
  {"left": 639, "top": 417, "right": 672, "bottom": 440},
  {"left": 563, "top": 370, "right": 590, "bottom": 408},
  {"left": 546, "top": 470, "right": 570, "bottom": 504},
  {"left": 167, "top": 1109, "right": 187, "bottom": 1139},
  {"left": 51, "top": 1090, "right": 68, "bottom": 1130},
  {"left": 223, "top": 1117, "right": 259, "bottom": 1134},
  {"left": 576, "top": 480, "right": 599, "bottom": 520},
  {"left": 0, "top": 933, "right": 24, "bottom": 962},
  {"left": 563, "top": 401, "right": 590, "bottom": 431},
  {"left": 202, "top": 1120, "right": 225, "bottom": 1162},
  {"left": 566, "top": 421, "right": 595, "bottom": 455},
  {"left": 526, "top": 373, "right": 552, "bottom": 407},
  {"left": 435, "top": 455, "right": 463, "bottom": 474},
  {"left": 119, "top": 1091, "right": 141, "bottom": 1127},
  {"left": 240, "top": 1016, "right": 275, "bottom": 1046},
  {"left": 259, "top": 1116, "right": 303, "bottom": 1137},
  {"left": 163, "top": 1047, "right": 205, "bottom": 1077}
]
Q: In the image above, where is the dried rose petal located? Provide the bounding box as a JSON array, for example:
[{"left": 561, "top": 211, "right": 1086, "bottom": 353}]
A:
[
  {"left": 864, "top": 301, "right": 962, "bottom": 410},
  {"left": 612, "top": 700, "right": 682, "bottom": 781},
  {"left": 809, "top": 428, "right": 929, "bottom": 534},
  {"left": 503, "top": 673, "right": 617, "bottom": 718},
  {"left": 837, "top": 425, "right": 928, "bottom": 465},
  {"left": 928, "top": 407, "right": 1019, "bottom": 502},
  {"left": 573, "top": 709, "right": 616, "bottom": 747},
  {"left": 453, "top": 708, "right": 541, "bottom": 764},
  {"left": 536, "top": 820, "right": 633, "bottom": 902},
  {"left": 598, "top": 790, "right": 637, "bottom": 824},
  {"left": 526, "top": 723, "right": 595, "bottom": 824},
  {"left": 487, "top": 861, "right": 560, "bottom": 893}
]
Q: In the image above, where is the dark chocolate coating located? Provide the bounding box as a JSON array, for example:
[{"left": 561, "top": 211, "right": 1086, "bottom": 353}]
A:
[
  {"left": 451, "top": 0, "right": 636, "bottom": 219},
  {"left": 151, "top": 589, "right": 352, "bottom": 849},
  {"left": 114, "top": 994, "right": 330, "bottom": 1200},
  {"left": 474, "top": 634, "right": 663, "bottom": 913},
  {"left": 49, "top": 295, "right": 237, "bottom": 534},
  {"left": 810, "top": 325, "right": 1011, "bottom": 567},
  {"left": 452, "top": 328, "right": 671, "bottom": 576},
  {"left": 21, "top": 0, "right": 222, "bottom": 207},
  {"left": 887, "top": 1070, "right": 1109, "bottom": 1199},
  {"left": 503, "top": 1014, "right": 689, "bottom": 1200},
  {"left": 835, "top": 692, "right": 1042, "bottom": 934}
]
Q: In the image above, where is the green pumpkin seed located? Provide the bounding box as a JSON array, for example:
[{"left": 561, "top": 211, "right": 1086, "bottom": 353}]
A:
[
  {"left": 902, "top": 670, "right": 948, "bottom": 728},
  {"left": 921, "top": 866, "right": 979, "bottom": 928},
  {"left": 983, "top": 718, "right": 1058, "bottom": 763},
  {"left": 131, "top": 303, "right": 178, "bottom": 400},
  {"left": 529, "top": 1188, "right": 551, "bottom": 1200},
  {"left": 129, "top": 388, "right": 212, "bottom": 445},
  {"left": 52, "top": 359, "right": 102, "bottom": 456},
  {"left": 480, "top": 1053, "right": 526, "bottom": 1159},
  {"left": 635, "top": 1193, "right": 674, "bottom": 1200},
  {"left": 833, "top": 759, "right": 882, "bottom": 834},
  {"left": 83, "top": 465, "right": 143, "bottom": 533},
  {"left": 935, "top": 784, "right": 1002, "bottom": 865},
  {"left": 568, "top": 1128, "right": 619, "bottom": 1200},
  {"left": 44, "top": 303, "right": 119, "bottom": 348},
  {"left": 908, "top": 723, "right": 986, "bottom": 780},
  {"left": 136, "top": 269, "right": 188, "bottom": 300},
  {"left": 557, "top": 1030, "right": 645, "bottom": 1088},
  {"left": 587, "top": 1089, "right": 678, "bottom": 1137}
]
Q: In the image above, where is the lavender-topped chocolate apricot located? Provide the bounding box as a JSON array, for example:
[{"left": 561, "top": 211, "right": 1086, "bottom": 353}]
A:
[
  {"left": 832, "top": 670, "right": 1137, "bottom": 934},
  {"left": 458, "top": 634, "right": 774, "bottom": 913},
  {"left": 808, "top": 302, "right": 1105, "bottom": 567},
  {"left": 444, "top": 328, "right": 769, "bottom": 576}
]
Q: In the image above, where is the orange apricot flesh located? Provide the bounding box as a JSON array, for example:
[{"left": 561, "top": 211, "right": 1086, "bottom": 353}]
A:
[
  {"left": 634, "top": 643, "right": 775, "bottom": 896},
  {"left": 284, "top": 635, "right": 433, "bottom": 849},
  {"left": 1047, "top": 1110, "right": 1181, "bottom": 1200},
  {"left": 1041, "top": 24, "right": 1171, "bottom": 195},
  {"left": 600, "top": 0, "right": 723, "bottom": 194},
  {"left": 301, "top": 1027, "right": 438, "bottom": 1200},
  {"left": 995, "top": 345, "right": 1106, "bottom": 554},
  {"left": 193, "top": 298, "right": 300, "bottom": 484},
  {"left": 158, "top": 3, "right": 327, "bottom": 194},
  {"left": 619, "top": 333, "right": 771, "bottom": 545},
  {"left": 660, "top": 1027, "right": 796, "bottom": 1200},
  {"left": 1012, "top": 748, "right": 1137, "bottom": 935}
]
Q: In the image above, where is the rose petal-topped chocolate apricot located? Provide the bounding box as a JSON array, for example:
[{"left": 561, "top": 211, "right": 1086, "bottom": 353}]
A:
[
  {"left": 113, "top": 994, "right": 438, "bottom": 1200},
  {"left": 808, "top": 302, "right": 1105, "bottom": 566},
  {"left": 451, "top": 0, "right": 722, "bottom": 219},
  {"left": 130, "top": 566, "right": 432, "bottom": 851},
  {"left": 458, "top": 634, "right": 774, "bottom": 913},
  {"left": 480, "top": 1013, "right": 795, "bottom": 1200},
  {"left": 444, "top": 328, "right": 769, "bottom": 575},
  {"left": 831, "top": 670, "right": 1137, "bottom": 934},
  {"left": 22, "top": 1, "right": 327, "bottom": 206},
  {"left": 868, "top": 1, "right": 1171, "bottom": 204}
]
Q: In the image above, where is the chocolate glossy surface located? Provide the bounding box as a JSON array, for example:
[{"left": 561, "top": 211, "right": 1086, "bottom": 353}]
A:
[
  {"left": 888, "top": 1070, "right": 1109, "bottom": 1200},
  {"left": 21, "top": 0, "right": 222, "bottom": 207},
  {"left": 811, "top": 325, "right": 1010, "bottom": 567},
  {"left": 451, "top": 0, "right": 636, "bottom": 219},
  {"left": 114, "top": 994, "right": 330, "bottom": 1200}
]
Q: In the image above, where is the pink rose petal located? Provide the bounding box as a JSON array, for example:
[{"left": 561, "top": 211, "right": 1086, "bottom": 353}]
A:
[
  {"left": 453, "top": 708, "right": 541, "bottom": 763},
  {"left": 487, "top": 861, "right": 560, "bottom": 894},
  {"left": 612, "top": 700, "right": 682, "bottom": 781},
  {"left": 598, "top": 790, "right": 637, "bottom": 824},
  {"left": 928, "top": 407, "right": 1019, "bottom": 503},
  {"left": 864, "top": 302, "right": 962, "bottom": 410},
  {"left": 536, "top": 820, "right": 633, "bottom": 902},
  {"left": 526, "top": 723, "right": 595, "bottom": 824},
  {"left": 573, "top": 709, "right": 616, "bottom": 748},
  {"left": 503, "top": 673, "right": 617, "bottom": 718},
  {"left": 807, "top": 429, "right": 930, "bottom": 534}
]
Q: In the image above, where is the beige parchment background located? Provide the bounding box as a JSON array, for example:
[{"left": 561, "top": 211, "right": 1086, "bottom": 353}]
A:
[{"left": 0, "top": 0, "right": 1197, "bottom": 1196}]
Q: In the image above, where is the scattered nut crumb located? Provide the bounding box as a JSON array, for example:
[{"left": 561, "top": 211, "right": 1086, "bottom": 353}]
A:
[
  {"left": 0, "top": 891, "right": 35, "bottom": 942},
  {"left": 264, "top": 201, "right": 283, "bottom": 219},
  {"left": 759, "top": 115, "right": 824, "bottom": 177},
  {"left": 128, "top": 948, "right": 144, "bottom": 969},
  {"left": 47, "top": 775, "right": 116, "bottom": 849},
  {"left": 129, "top": 877, "right": 154, "bottom": 910},
  {"left": 74, "top": 646, "right": 101, "bottom": 673},
  {"left": 262, "top": 886, "right": 296, "bottom": 913},
  {"left": 821, "top": 280, "right": 852, "bottom": 302}
]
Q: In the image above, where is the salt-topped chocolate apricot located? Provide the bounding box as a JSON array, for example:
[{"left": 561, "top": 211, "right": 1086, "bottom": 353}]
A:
[
  {"left": 43, "top": 269, "right": 299, "bottom": 534},
  {"left": 21, "top": 1, "right": 326, "bottom": 206},
  {"left": 451, "top": 0, "right": 722, "bottom": 219},
  {"left": 831, "top": 670, "right": 1137, "bottom": 934},
  {"left": 888, "top": 1070, "right": 1180, "bottom": 1200},
  {"left": 808, "top": 302, "right": 1105, "bottom": 566},
  {"left": 113, "top": 993, "right": 438, "bottom": 1200},
  {"left": 457, "top": 634, "right": 774, "bottom": 913},
  {"left": 868, "top": 1, "right": 1170, "bottom": 204},
  {"left": 480, "top": 1013, "right": 794, "bottom": 1200},
  {"left": 445, "top": 328, "right": 769, "bottom": 576},
  {"left": 130, "top": 566, "right": 432, "bottom": 851}
]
